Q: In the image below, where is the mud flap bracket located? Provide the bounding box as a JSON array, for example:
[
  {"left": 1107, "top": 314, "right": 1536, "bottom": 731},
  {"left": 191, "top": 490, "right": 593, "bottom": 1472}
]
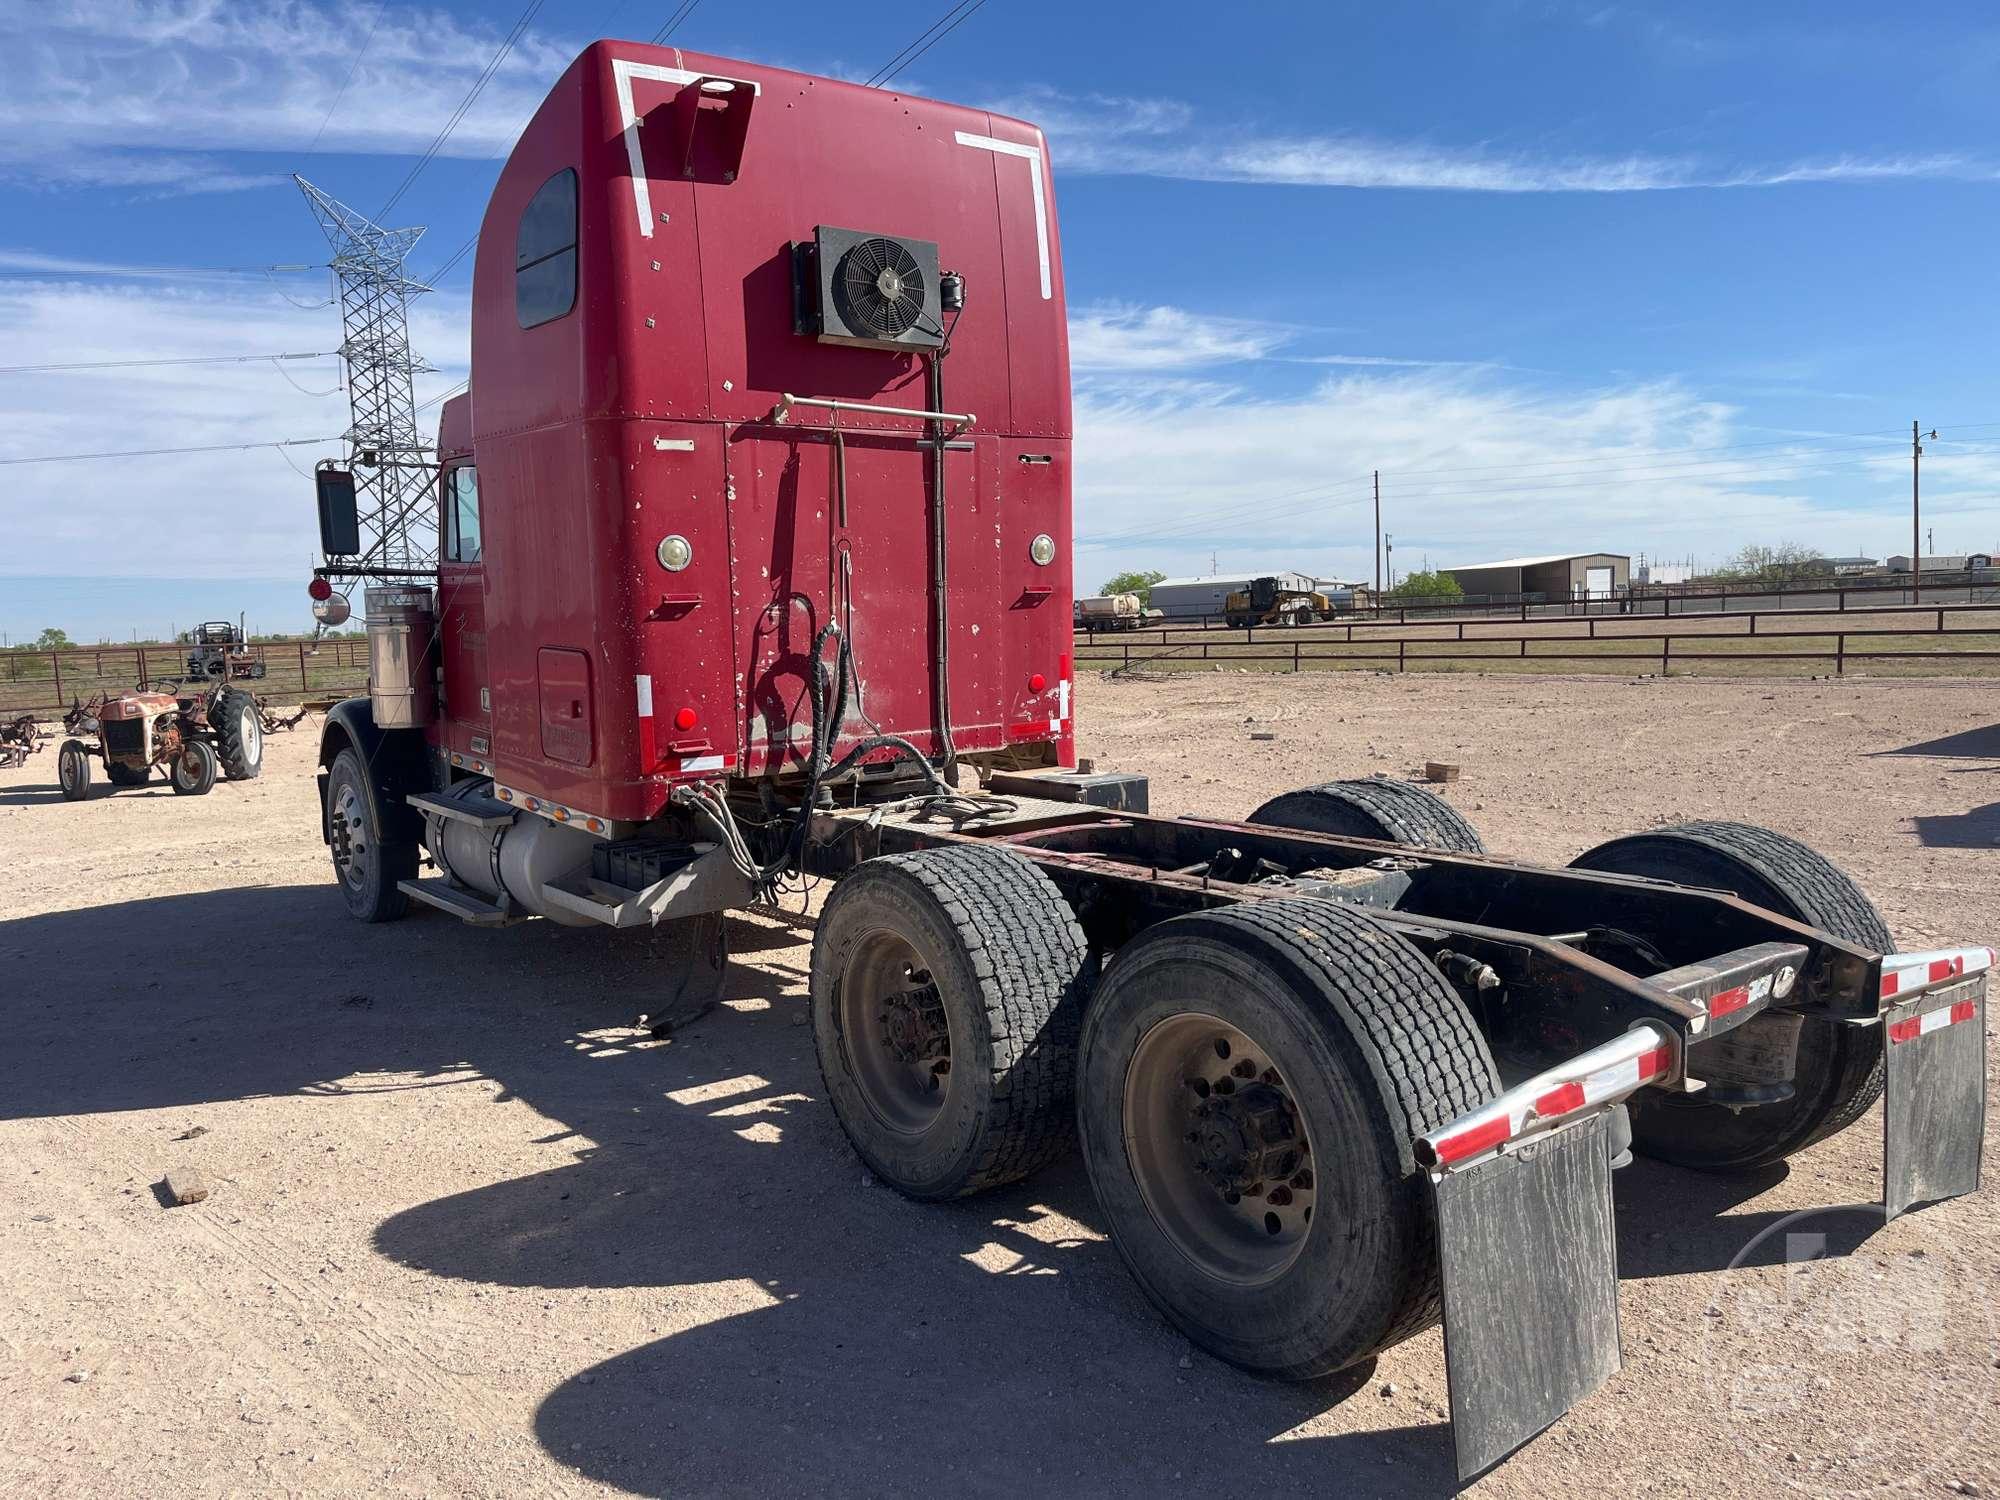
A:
[
  {"left": 1882, "top": 977, "right": 1986, "bottom": 1219},
  {"left": 1433, "top": 1110, "right": 1621, "bottom": 1483}
]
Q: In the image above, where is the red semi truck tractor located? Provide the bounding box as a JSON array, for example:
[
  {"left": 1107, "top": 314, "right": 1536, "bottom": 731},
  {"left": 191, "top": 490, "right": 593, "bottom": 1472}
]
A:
[{"left": 309, "top": 42, "right": 1992, "bottom": 1480}]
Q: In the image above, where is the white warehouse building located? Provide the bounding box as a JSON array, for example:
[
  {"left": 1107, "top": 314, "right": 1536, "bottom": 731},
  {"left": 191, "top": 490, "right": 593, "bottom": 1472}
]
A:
[{"left": 1147, "top": 570, "right": 1318, "bottom": 620}]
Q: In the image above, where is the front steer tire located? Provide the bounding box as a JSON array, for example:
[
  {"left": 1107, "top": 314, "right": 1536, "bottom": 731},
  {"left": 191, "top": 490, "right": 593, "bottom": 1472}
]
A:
[
  {"left": 1570, "top": 820, "right": 1893, "bottom": 1170},
  {"left": 57, "top": 739, "right": 92, "bottom": 801},
  {"left": 324, "top": 746, "right": 417, "bottom": 922},
  {"left": 810, "top": 846, "right": 1093, "bottom": 1200},
  {"left": 1249, "top": 774, "right": 1486, "bottom": 853},
  {"left": 1077, "top": 897, "right": 1499, "bottom": 1380}
]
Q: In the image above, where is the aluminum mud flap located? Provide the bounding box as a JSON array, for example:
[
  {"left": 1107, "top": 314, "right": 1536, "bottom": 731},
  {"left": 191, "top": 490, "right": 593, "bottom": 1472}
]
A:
[
  {"left": 1883, "top": 977, "right": 1987, "bottom": 1218},
  {"left": 1433, "top": 1111, "right": 1620, "bottom": 1483}
]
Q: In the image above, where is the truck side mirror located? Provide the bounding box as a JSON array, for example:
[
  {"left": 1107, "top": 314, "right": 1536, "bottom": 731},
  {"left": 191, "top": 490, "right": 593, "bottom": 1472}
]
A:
[{"left": 316, "top": 468, "right": 360, "bottom": 557}]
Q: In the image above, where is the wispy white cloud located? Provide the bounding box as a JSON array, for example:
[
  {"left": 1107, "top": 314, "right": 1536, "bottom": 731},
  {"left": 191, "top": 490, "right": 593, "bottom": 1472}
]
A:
[
  {"left": 1000, "top": 87, "right": 1997, "bottom": 194},
  {"left": 1069, "top": 303, "right": 1294, "bottom": 371},
  {"left": 0, "top": 0, "right": 578, "bottom": 191},
  {"left": 0, "top": 276, "right": 467, "bottom": 579}
]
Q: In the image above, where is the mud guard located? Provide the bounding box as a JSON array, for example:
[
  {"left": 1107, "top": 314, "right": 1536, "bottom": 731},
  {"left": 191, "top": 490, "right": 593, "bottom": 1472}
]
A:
[
  {"left": 1883, "top": 976, "right": 1986, "bottom": 1218},
  {"left": 1433, "top": 1111, "right": 1621, "bottom": 1483}
]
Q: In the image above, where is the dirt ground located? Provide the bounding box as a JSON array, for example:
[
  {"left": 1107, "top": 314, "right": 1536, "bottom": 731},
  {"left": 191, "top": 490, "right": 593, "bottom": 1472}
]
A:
[{"left": 1, "top": 671, "right": 1996, "bottom": 1499}]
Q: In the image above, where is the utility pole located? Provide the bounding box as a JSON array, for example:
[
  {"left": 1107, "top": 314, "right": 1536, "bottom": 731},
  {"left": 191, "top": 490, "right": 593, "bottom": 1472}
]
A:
[
  {"left": 1373, "top": 470, "right": 1382, "bottom": 598},
  {"left": 1912, "top": 421, "right": 1935, "bottom": 603},
  {"left": 1384, "top": 532, "right": 1395, "bottom": 592}
]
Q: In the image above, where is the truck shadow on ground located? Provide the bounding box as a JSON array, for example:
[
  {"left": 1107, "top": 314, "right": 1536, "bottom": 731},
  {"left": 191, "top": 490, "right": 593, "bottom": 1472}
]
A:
[{"left": 0, "top": 881, "right": 1906, "bottom": 1496}]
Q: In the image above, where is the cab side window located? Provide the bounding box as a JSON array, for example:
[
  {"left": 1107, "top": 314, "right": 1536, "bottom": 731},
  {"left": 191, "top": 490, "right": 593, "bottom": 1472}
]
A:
[
  {"left": 445, "top": 465, "right": 481, "bottom": 563},
  {"left": 516, "top": 168, "right": 577, "bottom": 329}
]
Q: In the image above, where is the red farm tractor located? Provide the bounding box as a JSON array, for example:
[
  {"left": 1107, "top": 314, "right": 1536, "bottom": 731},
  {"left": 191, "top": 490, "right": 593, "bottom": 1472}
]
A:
[{"left": 305, "top": 43, "right": 1991, "bottom": 1480}]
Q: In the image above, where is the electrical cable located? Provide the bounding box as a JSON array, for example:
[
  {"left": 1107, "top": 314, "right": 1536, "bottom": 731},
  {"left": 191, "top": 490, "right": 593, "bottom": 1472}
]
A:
[
  {"left": 0, "top": 351, "right": 337, "bottom": 376},
  {"left": 866, "top": 0, "right": 988, "bottom": 88},
  {"left": 650, "top": 0, "right": 701, "bottom": 44},
  {"left": 377, "top": 0, "right": 548, "bottom": 220},
  {"left": 0, "top": 436, "right": 343, "bottom": 467},
  {"left": 307, "top": 0, "right": 389, "bottom": 152}
]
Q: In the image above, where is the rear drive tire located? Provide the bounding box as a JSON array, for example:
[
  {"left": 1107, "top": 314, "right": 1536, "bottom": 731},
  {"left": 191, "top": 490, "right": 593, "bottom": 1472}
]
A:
[
  {"left": 325, "top": 746, "right": 416, "bottom": 922},
  {"left": 57, "top": 739, "right": 92, "bottom": 801},
  {"left": 1248, "top": 774, "right": 1486, "bottom": 853},
  {"left": 811, "top": 845, "right": 1092, "bottom": 1199},
  {"left": 212, "top": 687, "right": 263, "bottom": 779},
  {"left": 1570, "top": 820, "right": 1892, "bottom": 1170},
  {"left": 170, "top": 740, "right": 218, "bottom": 796},
  {"left": 1077, "top": 897, "right": 1499, "bottom": 1379}
]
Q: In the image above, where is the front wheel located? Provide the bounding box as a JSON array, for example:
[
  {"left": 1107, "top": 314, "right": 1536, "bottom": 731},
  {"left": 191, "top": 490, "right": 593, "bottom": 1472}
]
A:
[
  {"left": 1077, "top": 898, "right": 1498, "bottom": 1379},
  {"left": 57, "top": 739, "right": 92, "bottom": 801},
  {"left": 170, "top": 740, "right": 218, "bottom": 795},
  {"left": 324, "top": 746, "right": 416, "bottom": 921}
]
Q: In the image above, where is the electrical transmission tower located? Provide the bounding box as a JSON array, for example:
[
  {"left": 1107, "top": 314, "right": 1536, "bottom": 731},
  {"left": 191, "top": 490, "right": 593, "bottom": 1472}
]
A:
[{"left": 295, "top": 176, "right": 436, "bottom": 597}]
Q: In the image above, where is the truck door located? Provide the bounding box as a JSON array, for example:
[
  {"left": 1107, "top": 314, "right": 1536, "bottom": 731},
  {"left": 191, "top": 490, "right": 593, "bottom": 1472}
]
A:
[{"left": 438, "top": 461, "right": 492, "bottom": 759}]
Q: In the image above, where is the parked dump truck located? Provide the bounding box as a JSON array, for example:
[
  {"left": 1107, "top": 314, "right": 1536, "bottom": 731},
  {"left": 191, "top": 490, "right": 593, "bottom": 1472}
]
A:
[
  {"left": 305, "top": 42, "right": 1990, "bottom": 1482},
  {"left": 1075, "top": 592, "right": 1158, "bottom": 631},
  {"left": 1224, "top": 574, "right": 1335, "bottom": 627}
]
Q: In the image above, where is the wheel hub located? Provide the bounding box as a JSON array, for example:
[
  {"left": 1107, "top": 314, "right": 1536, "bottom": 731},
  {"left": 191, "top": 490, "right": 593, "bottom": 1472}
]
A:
[
  {"left": 1187, "top": 1083, "right": 1305, "bottom": 1199},
  {"left": 880, "top": 977, "right": 948, "bottom": 1066}
]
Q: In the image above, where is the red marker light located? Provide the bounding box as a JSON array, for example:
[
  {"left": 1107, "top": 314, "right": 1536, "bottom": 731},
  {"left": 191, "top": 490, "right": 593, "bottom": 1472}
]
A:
[
  {"left": 674, "top": 707, "right": 698, "bottom": 731},
  {"left": 1028, "top": 672, "right": 1047, "bottom": 693},
  {"left": 307, "top": 577, "right": 333, "bottom": 601}
]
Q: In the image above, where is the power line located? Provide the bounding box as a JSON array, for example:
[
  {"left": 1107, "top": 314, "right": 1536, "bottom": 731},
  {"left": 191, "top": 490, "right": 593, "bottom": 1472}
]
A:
[
  {"left": 307, "top": 0, "right": 390, "bottom": 152},
  {"left": 426, "top": 233, "right": 479, "bottom": 284},
  {"left": 0, "top": 262, "right": 322, "bottom": 281},
  {"left": 0, "top": 351, "right": 336, "bottom": 376},
  {"left": 377, "top": 0, "right": 548, "bottom": 220},
  {"left": 416, "top": 380, "right": 469, "bottom": 413},
  {"left": 0, "top": 437, "right": 342, "bottom": 467},
  {"left": 650, "top": 0, "right": 702, "bottom": 44},
  {"left": 867, "top": 0, "right": 989, "bottom": 88}
]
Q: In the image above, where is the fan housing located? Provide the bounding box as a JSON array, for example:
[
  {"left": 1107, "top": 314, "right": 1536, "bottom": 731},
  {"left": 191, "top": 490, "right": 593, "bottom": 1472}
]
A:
[{"left": 793, "top": 225, "right": 944, "bottom": 351}]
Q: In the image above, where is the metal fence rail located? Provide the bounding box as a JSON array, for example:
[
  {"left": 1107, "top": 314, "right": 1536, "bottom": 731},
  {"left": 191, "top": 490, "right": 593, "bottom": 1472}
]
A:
[
  {"left": 1076, "top": 604, "right": 2000, "bottom": 678},
  {"left": 0, "top": 639, "right": 371, "bottom": 716}
]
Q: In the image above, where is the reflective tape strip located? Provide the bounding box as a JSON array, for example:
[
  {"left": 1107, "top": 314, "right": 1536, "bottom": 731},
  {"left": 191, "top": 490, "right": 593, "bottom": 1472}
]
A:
[
  {"left": 1422, "top": 1025, "right": 1675, "bottom": 1170},
  {"left": 1887, "top": 998, "right": 1979, "bottom": 1045},
  {"left": 635, "top": 674, "right": 657, "bottom": 767},
  {"left": 1880, "top": 945, "right": 1996, "bottom": 1000}
]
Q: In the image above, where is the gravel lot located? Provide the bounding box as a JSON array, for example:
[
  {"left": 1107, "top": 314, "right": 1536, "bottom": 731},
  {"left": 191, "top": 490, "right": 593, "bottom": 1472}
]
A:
[{"left": 1, "top": 671, "right": 1995, "bottom": 1498}]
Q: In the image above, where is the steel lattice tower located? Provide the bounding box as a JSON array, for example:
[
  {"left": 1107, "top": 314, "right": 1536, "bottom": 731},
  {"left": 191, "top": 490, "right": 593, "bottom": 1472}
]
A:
[{"left": 296, "top": 176, "right": 437, "bottom": 594}]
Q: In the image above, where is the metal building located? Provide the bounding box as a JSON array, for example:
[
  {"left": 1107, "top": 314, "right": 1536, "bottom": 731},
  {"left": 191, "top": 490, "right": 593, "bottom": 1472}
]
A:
[
  {"left": 1443, "top": 552, "right": 1629, "bottom": 602},
  {"left": 1147, "top": 570, "right": 1317, "bottom": 620}
]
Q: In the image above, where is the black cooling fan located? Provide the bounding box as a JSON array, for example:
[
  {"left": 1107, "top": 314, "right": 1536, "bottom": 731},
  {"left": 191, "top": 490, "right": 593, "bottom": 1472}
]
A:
[{"left": 836, "top": 237, "right": 928, "bottom": 338}]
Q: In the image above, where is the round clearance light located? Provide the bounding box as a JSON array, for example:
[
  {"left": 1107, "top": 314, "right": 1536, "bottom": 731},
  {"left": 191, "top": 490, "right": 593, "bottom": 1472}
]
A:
[
  {"left": 657, "top": 534, "right": 693, "bottom": 572},
  {"left": 1028, "top": 672, "right": 1047, "bottom": 693},
  {"left": 1030, "top": 533, "right": 1056, "bottom": 567},
  {"left": 674, "top": 707, "right": 698, "bottom": 731},
  {"left": 307, "top": 576, "right": 333, "bottom": 601},
  {"left": 700, "top": 79, "right": 735, "bottom": 94},
  {"left": 1772, "top": 964, "right": 1798, "bottom": 999}
]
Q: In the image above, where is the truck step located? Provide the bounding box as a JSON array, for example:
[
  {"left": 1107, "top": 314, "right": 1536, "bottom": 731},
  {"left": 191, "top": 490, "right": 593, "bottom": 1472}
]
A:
[
  {"left": 408, "top": 785, "right": 516, "bottom": 829},
  {"left": 396, "top": 877, "right": 519, "bottom": 926}
]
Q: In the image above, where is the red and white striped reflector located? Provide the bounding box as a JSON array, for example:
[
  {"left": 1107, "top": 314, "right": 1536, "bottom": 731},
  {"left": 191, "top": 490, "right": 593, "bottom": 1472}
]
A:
[
  {"left": 1887, "top": 999, "right": 1979, "bottom": 1045},
  {"left": 1880, "top": 945, "right": 1997, "bottom": 1000},
  {"left": 1425, "top": 1029, "right": 1675, "bottom": 1168}
]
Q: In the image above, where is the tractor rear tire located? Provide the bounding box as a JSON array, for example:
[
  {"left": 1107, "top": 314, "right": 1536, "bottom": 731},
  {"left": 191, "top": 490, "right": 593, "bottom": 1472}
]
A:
[
  {"left": 1248, "top": 774, "right": 1486, "bottom": 853},
  {"left": 170, "top": 740, "right": 218, "bottom": 796},
  {"left": 106, "top": 763, "right": 151, "bottom": 787},
  {"left": 1077, "top": 897, "right": 1499, "bottom": 1379},
  {"left": 57, "top": 739, "right": 92, "bottom": 801},
  {"left": 1569, "top": 820, "right": 1892, "bottom": 1170},
  {"left": 324, "top": 747, "right": 415, "bottom": 922},
  {"left": 212, "top": 687, "right": 263, "bottom": 780},
  {"left": 810, "top": 845, "right": 1092, "bottom": 1200}
]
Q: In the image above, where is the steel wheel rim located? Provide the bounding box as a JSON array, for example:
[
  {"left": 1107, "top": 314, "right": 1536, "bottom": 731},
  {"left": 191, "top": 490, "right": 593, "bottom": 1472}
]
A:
[
  {"left": 240, "top": 706, "right": 262, "bottom": 766},
  {"left": 330, "top": 781, "right": 370, "bottom": 890},
  {"left": 838, "top": 926, "right": 952, "bottom": 1135},
  {"left": 1123, "top": 1012, "right": 1317, "bottom": 1286},
  {"left": 175, "top": 748, "right": 203, "bottom": 788},
  {"left": 59, "top": 747, "right": 81, "bottom": 792}
]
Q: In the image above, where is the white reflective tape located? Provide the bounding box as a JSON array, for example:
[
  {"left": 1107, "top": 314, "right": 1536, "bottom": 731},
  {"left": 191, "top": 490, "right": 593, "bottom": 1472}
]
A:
[
  {"left": 613, "top": 59, "right": 761, "bottom": 239},
  {"left": 1880, "top": 944, "right": 1996, "bottom": 999},
  {"left": 1058, "top": 679, "right": 1071, "bottom": 722},
  {"left": 679, "top": 753, "right": 724, "bottom": 773},
  {"left": 635, "top": 674, "right": 654, "bottom": 717},
  {"left": 954, "top": 131, "right": 1052, "bottom": 300},
  {"left": 653, "top": 437, "right": 695, "bottom": 452}
]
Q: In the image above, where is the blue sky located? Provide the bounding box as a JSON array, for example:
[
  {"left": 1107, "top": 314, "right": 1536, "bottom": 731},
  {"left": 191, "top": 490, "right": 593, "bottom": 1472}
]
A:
[{"left": 3, "top": 0, "right": 1997, "bottom": 640}]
